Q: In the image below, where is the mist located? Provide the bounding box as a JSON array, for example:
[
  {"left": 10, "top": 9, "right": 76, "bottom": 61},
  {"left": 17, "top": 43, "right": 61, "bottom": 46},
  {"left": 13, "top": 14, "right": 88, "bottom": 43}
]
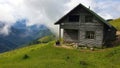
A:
[{"left": 0, "top": 0, "right": 119, "bottom": 36}]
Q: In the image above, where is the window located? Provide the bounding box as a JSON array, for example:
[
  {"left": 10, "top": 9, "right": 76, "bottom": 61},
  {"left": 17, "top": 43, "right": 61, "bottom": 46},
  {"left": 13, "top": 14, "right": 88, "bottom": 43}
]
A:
[
  {"left": 85, "top": 31, "right": 95, "bottom": 39},
  {"left": 85, "top": 15, "right": 93, "bottom": 22},
  {"left": 69, "top": 15, "right": 79, "bottom": 22}
]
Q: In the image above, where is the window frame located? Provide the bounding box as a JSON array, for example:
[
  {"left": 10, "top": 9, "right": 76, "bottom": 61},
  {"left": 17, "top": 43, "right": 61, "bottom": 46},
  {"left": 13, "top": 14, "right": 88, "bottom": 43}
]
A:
[{"left": 85, "top": 31, "right": 95, "bottom": 39}]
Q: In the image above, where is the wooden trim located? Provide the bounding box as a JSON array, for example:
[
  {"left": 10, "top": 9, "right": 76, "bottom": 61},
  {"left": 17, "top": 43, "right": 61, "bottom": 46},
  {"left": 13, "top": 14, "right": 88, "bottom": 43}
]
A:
[{"left": 59, "top": 25, "right": 61, "bottom": 41}]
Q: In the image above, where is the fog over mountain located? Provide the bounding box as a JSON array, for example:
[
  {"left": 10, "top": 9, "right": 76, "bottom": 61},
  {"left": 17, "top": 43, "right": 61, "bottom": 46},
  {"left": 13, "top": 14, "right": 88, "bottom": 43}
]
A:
[{"left": 0, "top": 19, "right": 52, "bottom": 53}]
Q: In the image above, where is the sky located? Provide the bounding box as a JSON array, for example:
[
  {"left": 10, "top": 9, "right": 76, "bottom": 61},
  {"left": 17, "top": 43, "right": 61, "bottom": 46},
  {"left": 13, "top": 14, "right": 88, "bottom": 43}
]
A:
[{"left": 0, "top": 0, "right": 120, "bottom": 35}]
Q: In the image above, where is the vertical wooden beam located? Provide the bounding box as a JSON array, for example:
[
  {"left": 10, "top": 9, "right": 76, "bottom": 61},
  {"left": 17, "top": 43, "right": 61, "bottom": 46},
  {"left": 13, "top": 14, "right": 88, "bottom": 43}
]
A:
[
  {"left": 78, "top": 30, "right": 80, "bottom": 43},
  {"left": 78, "top": 15, "right": 81, "bottom": 43},
  {"left": 59, "top": 25, "right": 61, "bottom": 41}
]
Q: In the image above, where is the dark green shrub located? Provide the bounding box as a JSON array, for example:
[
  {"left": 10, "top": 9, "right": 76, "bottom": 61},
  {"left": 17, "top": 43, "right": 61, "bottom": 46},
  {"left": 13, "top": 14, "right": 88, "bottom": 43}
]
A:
[
  {"left": 65, "top": 56, "right": 70, "bottom": 61},
  {"left": 66, "top": 56, "right": 70, "bottom": 60},
  {"left": 22, "top": 54, "right": 29, "bottom": 59}
]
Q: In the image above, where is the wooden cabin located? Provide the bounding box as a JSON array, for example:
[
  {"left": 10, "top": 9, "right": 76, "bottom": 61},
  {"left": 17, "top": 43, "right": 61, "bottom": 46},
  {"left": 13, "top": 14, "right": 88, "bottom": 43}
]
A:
[{"left": 55, "top": 4, "right": 117, "bottom": 47}]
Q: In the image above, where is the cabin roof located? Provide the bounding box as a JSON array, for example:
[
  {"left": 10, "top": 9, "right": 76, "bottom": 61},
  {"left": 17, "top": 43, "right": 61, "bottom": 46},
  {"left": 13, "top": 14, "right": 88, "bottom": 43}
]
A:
[{"left": 54, "top": 4, "right": 117, "bottom": 30}]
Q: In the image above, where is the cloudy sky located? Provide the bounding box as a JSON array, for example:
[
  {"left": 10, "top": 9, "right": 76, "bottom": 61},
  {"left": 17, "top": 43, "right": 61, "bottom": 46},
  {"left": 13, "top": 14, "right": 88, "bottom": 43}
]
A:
[{"left": 0, "top": 0, "right": 120, "bottom": 35}]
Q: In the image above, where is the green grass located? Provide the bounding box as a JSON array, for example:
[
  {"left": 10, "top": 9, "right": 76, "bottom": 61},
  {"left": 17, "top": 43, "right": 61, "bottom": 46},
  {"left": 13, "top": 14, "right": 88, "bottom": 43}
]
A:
[
  {"left": 110, "top": 18, "right": 120, "bottom": 30},
  {"left": 29, "top": 35, "right": 55, "bottom": 45},
  {"left": 0, "top": 41, "right": 120, "bottom": 68},
  {"left": 38, "top": 35, "right": 55, "bottom": 43}
]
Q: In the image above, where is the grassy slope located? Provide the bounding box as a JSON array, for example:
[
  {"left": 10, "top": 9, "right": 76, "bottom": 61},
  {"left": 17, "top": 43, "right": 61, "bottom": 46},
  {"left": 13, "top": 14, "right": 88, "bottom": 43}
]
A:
[
  {"left": 0, "top": 41, "right": 120, "bottom": 68},
  {"left": 110, "top": 18, "right": 120, "bottom": 30},
  {"left": 38, "top": 35, "right": 55, "bottom": 43}
]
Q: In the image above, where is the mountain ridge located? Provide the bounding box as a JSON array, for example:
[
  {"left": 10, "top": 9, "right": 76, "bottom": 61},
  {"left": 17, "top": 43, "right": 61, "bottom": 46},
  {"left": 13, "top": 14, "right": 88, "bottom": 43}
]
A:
[{"left": 0, "top": 19, "right": 53, "bottom": 53}]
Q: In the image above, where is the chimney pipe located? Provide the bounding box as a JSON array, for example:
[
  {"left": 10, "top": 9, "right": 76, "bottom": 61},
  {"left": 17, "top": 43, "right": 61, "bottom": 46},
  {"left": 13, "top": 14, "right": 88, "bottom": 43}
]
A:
[{"left": 89, "top": 6, "right": 90, "bottom": 9}]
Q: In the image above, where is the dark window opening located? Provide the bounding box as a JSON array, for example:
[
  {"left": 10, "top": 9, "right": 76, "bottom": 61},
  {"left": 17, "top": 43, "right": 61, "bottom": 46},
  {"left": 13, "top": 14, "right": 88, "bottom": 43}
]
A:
[
  {"left": 65, "top": 29, "right": 78, "bottom": 40},
  {"left": 85, "top": 31, "right": 95, "bottom": 39},
  {"left": 85, "top": 15, "right": 93, "bottom": 22},
  {"left": 69, "top": 15, "right": 79, "bottom": 22}
]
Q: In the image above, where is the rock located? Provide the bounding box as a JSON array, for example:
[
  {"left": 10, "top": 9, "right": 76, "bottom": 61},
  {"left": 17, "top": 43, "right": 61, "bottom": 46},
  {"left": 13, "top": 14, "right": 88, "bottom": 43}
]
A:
[{"left": 90, "top": 47, "right": 94, "bottom": 51}]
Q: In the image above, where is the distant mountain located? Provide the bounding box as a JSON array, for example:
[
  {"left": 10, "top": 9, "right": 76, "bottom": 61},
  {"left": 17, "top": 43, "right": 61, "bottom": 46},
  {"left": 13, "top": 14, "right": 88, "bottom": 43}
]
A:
[
  {"left": 0, "top": 38, "right": 15, "bottom": 52},
  {"left": 13, "top": 19, "right": 27, "bottom": 29},
  {"left": 106, "top": 19, "right": 113, "bottom": 22},
  {"left": 0, "top": 19, "right": 53, "bottom": 53}
]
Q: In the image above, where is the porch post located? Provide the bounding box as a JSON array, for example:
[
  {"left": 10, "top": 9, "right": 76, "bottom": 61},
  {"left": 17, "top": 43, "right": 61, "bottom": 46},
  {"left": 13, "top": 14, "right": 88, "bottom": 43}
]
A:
[{"left": 59, "top": 25, "right": 61, "bottom": 41}]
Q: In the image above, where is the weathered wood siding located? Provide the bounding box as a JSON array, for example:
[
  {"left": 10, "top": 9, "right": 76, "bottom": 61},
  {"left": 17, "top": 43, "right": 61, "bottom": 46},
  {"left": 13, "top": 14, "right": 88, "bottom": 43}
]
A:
[
  {"left": 60, "top": 6, "right": 104, "bottom": 47},
  {"left": 63, "top": 29, "right": 78, "bottom": 42},
  {"left": 78, "top": 23, "right": 103, "bottom": 47}
]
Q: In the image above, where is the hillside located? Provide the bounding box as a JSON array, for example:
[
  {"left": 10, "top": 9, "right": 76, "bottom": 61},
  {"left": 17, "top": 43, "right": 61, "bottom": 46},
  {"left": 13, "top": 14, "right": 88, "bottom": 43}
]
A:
[
  {"left": 0, "top": 40, "right": 120, "bottom": 68},
  {"left": 109, "top": 18, "right": 120, "bottom": 30},
  {"left": 0, "top": 19, "right": 53, "bottom": 53}
]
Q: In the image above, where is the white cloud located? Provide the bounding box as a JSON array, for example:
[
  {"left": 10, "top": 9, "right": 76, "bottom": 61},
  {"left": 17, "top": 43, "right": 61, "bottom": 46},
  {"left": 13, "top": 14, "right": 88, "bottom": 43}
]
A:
[
  {"left": 68, "top": 0, "right": 94, "bottom": 8},
  {"left": 0, "top": 3, "right": 15, "bottom": 23},
  {"left": 92, "top": 0, "right": 120, "bottom": 19},
  {"left": 0, "top": 24, "right": 11, "bottom": 35},
  {"left": 98, "top": 13, "right": 113, "bottom": 19},
  {"left": 0, "top": 0, "right": 119, "bottom": 35}
]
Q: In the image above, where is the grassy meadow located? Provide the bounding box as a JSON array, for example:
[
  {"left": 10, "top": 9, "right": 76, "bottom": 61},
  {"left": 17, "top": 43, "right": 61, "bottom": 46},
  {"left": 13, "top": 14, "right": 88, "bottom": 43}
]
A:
[
  {"left": 110, "top": 18, "right": 120, "bottom": 30},
  {"left": 0, "top": 41, "right": 120, "bottom": 68}
]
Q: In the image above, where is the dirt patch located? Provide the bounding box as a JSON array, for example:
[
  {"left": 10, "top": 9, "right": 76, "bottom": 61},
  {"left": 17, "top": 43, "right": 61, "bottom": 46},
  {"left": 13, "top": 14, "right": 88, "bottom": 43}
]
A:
[
  {"left": 55, "top": 44, "right": 74, "bottom": 49},
  {"left": 61, "top": 45, "right": 74, "bottom": 49},
  {"left": 54, "top": 44, "right": 114, "bottom": 53}
]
